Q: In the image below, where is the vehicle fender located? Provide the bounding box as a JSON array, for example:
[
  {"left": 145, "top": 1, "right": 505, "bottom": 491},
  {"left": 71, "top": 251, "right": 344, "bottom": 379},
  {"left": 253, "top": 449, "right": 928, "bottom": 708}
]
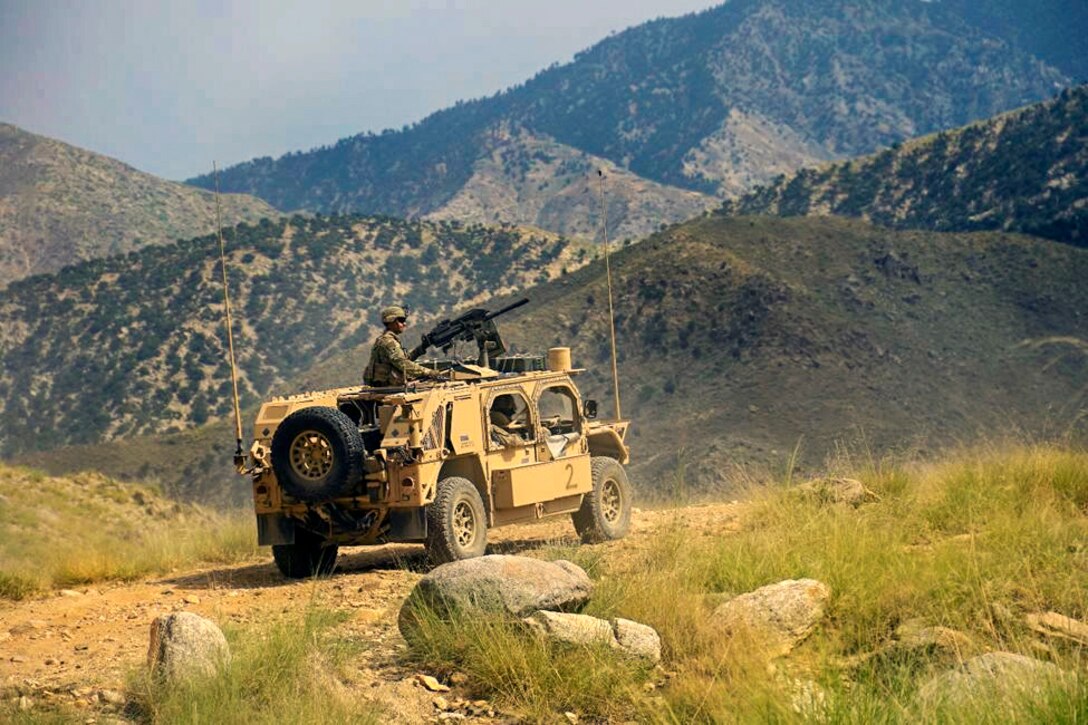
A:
[{"left": 587, "top": 428, "right": 629, "bottom": 464}]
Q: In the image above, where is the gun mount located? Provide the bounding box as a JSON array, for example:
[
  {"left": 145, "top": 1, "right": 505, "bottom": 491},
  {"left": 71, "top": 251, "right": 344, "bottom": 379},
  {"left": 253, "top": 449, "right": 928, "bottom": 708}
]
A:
[{"left": 409, "top": 298, "right": 529, "bottom": 367}]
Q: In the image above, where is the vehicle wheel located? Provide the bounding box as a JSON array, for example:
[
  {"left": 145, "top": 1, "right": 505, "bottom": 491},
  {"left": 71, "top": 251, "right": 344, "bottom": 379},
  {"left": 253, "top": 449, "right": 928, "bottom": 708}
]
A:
[
  {"left": 426, "top": 477, "right": 488, "bottom": 564},
  {"left": 270, "top": 406, "right": 364, "bottom": 502},
  {"left": 272, "top": 529, "right": 338, "bottom": 579},
  {"left": 572, "top": 457, "right": 632, "bottom": 543}
]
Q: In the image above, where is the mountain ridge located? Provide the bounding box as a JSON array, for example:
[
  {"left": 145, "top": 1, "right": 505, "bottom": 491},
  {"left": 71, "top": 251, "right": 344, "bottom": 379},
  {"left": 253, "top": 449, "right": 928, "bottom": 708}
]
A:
[
  {"left": 189, "top": 0, "right": 1069, "bottom": 238},
  {"left": 718, "top": 85, "right": 1088, "bottom": 246},
  {"left": 0, "top": 123, "right": 279, "bottom": 287}
]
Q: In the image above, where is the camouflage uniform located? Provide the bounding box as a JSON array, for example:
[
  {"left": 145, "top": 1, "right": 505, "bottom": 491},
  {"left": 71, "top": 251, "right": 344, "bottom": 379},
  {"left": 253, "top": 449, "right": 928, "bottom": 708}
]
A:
[
  {"left": 364, "top": 305, "right": 436, "bottom": 386},
  {"left": 489, "top": 398, "right": 523, "bottom": 448}
]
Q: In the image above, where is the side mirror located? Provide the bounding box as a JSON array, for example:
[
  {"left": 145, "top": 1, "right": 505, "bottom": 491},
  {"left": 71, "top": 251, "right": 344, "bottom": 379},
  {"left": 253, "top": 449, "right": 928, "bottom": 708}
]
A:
[{"left": 583, "top": 399, "right": 598, "bottom": 420}]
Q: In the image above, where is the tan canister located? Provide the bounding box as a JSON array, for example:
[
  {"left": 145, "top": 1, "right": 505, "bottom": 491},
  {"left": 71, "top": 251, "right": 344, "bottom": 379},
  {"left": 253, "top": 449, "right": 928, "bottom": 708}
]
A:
[{"left": 547, "top": 347, "right": 572, "bottom": 372}]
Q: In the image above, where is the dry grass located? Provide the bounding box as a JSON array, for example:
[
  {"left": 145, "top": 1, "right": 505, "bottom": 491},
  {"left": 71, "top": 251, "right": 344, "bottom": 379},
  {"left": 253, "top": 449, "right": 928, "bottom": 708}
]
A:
[
  {"left": 409, "top": 442, "right": 1088, "bottom": 722},
  {"left": 0, "top": 465, "right": 258, "bottom": 599},
  {"left": 125, "top": 606, "right": 383, "bottom": 725}
]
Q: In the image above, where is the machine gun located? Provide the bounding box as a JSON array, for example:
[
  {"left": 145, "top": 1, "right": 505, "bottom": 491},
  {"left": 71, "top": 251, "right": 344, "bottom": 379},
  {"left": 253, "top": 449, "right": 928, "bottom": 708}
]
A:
[{"left": 409, "top": 298, "right": 529, "bottom": 368}]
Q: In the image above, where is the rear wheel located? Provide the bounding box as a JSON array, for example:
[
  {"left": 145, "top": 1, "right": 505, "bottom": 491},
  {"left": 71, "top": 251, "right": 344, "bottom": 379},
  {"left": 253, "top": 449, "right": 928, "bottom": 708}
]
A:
[
  {"left": 572, "top": 457, "right": 632, "bottom": 543},
  {"left": 272, "top": 528, "right": 338, "bottom": 579},
  {"left": 270, "top": 407, "right": 364, "bottom": 502},
  {"left": 427, "top": 477, "right": 488, "bottom": 565}
]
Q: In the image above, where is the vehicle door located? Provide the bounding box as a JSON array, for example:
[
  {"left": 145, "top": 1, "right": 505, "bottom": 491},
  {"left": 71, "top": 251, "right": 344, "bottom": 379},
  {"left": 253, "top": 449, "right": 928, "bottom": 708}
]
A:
[{"left": 528, "top": 382, "right": 592, "bottom": 502}]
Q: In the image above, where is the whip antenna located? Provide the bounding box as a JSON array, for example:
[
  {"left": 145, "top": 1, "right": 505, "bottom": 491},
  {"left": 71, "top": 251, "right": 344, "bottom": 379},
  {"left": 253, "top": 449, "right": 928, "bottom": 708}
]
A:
[
  {"left": 213, "top": 162, "right": 245, "bottom": 467},
  {"left": 597, "top": 169, "right": 622, "bottom": 420}
]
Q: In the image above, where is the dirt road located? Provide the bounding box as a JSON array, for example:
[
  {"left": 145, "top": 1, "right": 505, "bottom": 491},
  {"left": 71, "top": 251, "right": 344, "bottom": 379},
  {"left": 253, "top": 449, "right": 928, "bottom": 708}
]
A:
[{"left": 0, "top": 502, "right": 744, "bottom": 721}]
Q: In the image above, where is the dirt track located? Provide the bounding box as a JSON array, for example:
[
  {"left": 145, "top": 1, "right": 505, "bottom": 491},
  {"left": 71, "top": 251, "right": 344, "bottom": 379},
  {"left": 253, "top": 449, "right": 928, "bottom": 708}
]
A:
[{"left": 0, "top": 502, "right": 744, "bottom": 721}]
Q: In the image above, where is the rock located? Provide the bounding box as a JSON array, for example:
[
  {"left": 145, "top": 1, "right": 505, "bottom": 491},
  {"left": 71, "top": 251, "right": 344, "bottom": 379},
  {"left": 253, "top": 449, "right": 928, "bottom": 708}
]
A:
[
  {"left": 399, "top": 555, "right": 592, "bottom": 637},
  {"left": 147, "top": 612, "right": 230, "bottom": 683},
  {"left": 612, "top": 618, "right": 662, "bottom": 663},
  {"left": 523, "top": 611, "right": 662, "bottom": 663},
  {"left": 711, "top": 579, "right": 831, "bottom": 657},
  {"left": 523, "top": 611, "right": 615, "bottom": 648},
  {"left": 416, "top": 673, "right": 450, "bottom": 692},
  {"left": 893, "top": 619, "right": 974, "bottom": 657},
  {"left": 58, "top": 589, "right": 83, "bottom": 598},
  {"left": 433, "top": 695, "right": 450, "bottom": 711},
  {"left": 183, "top": 595, "right": 200, "bottom": 605},
  {"left": 1025, "top": 611, "right": 1088, "bottom": 646},
  {"left": 98, "top": 689, "right": 125, "bottom": 706},
  {"left": 919, "top": 652, "right": 1069, "bottom": 708},
  {"left": 564, "top": 713, "right": 579, "bottom": 724},
  {"left": 10, "top": 655, "right": 27, "bottom": 664},
  {"left": 796, "top": 477, "right": 877, "bottom": 507}
]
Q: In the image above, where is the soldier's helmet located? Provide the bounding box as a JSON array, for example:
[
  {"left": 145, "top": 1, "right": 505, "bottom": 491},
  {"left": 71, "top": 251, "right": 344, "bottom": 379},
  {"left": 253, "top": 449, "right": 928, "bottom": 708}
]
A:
[{"left": 381, "top": 305, "right": 408, "bottom": 323}]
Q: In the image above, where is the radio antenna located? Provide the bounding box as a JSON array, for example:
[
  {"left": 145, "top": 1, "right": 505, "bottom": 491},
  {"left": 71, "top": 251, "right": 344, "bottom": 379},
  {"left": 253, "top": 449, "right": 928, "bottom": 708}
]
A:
[
  {"left": 597, "top": 169, "right": 622, "bottom": 420},
  {"left": 213, "top": 162, "right": 245, "bottom": 467}
]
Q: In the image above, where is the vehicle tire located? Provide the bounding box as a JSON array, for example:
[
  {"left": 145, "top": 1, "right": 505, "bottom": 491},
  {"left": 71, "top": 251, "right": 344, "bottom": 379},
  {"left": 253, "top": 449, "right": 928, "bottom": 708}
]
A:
[
  {"left": 272, "top": 528, "right": 339, "bottom": 579},
  {"left": 572, "top": 457, "right": 632, "bottom": 543},
  {"left": 270, "top": 406, "right": 364, "bottom": 502},
  {"left": 426, "top": 477, "right": 488, "bottom": 565}
]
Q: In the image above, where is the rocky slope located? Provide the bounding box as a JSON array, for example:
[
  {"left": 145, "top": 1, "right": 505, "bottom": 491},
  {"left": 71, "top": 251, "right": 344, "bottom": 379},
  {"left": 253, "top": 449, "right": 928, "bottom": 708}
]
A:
[
  {"left": 0, "top": 215, "right": 582, "bottom": 457},
  {"left": 191, "top": 0, "right": 1069, "bottom": 236},
  {"left": 720, "top": 85, "right": 1088, "bottom": 247},
  {"left": 0, "top": 123, "right": 278, "bottom": 287}
]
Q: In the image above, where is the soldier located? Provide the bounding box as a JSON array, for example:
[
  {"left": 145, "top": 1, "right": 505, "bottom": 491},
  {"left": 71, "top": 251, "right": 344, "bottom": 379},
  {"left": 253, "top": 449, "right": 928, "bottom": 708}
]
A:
[
  {"left": 489, "top": 395, "right": 524, "bottom": 448},
  {"left": 364, "top": 305, "right": 439, "bottom": 386}
]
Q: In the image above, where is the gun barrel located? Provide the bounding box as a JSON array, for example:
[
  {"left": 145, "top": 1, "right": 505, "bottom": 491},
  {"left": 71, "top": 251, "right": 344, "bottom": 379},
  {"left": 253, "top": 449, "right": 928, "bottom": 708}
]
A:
[{"left": 484, "top": 297, "right": 529, "bottom": 322}]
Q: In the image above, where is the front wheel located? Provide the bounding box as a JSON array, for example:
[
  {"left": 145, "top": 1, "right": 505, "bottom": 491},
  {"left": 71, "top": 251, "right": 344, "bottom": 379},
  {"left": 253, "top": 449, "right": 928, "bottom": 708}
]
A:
[
  {"left": 272, "top": 528, "right": 339, "bottom": 579},
  {"left": 426, "top": 477, "right": 488, "bottom": 565},
  {"left": 572, "top": 457, "right": 632, "bottom": 543}
]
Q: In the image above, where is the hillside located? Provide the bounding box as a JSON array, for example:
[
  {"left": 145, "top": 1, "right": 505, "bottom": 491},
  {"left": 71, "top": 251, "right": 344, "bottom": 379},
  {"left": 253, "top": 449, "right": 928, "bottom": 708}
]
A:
[
  {"left": 18, "top": 216, "right": 1088, "bottom": 503},
  {"left": 720, "top": 85, "right": 1088, "bottom": 247},
  {"left": 937, "top": 0, "right": 1088, "bottom": 82},
  {"left": 0, "top": 123, "right": 278, "bottom": 287},
  {"left": 0, "top": 214, "right": 582, "bottom": 457},
  {"left": 0, "top": 464, "right": 255, "bottom": 600},
  {"left": 191, "top": 0, "right": 1067, "bottom": 236}
]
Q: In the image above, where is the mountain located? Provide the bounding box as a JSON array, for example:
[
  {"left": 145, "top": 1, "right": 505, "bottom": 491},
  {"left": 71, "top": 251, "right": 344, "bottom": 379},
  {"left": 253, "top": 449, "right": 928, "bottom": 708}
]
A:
[
  {"left": 938, "top": 0, "right": 1088, "bottom": 82},
  {"left": 0, "top": 123, "right": 278, "bottom": 287},
  {"left": 719, "top": 85, "right": 1088, "bottom": 247},
  {"left": 17, "top": 216, "right": 1087, "bottom": 503},
  {"left": 190, "top": 0, "right": 1068, "bottom": 238},
  {"left": 0, "top": 214, "right": 583, "bottom": 456}
]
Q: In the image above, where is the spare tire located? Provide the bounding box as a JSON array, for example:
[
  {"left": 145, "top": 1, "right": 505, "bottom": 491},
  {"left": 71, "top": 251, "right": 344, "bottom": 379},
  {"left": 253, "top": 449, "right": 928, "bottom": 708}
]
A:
[{"left": 270, "top": 406, "right": 364, "bottom": 502}]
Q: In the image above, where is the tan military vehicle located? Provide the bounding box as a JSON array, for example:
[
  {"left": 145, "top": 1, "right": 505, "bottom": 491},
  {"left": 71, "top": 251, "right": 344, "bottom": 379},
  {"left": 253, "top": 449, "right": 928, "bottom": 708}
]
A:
[{"left": 240, "top": 300, "right": 632, "bottom": 578}]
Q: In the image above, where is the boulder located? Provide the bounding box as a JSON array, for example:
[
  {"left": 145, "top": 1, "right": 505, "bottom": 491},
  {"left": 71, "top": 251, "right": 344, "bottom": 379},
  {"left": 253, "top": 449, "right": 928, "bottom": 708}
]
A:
[
  {"left": 147, "top": 612, "right": 230, "bottom": 683},
  {"left": 919, "top": 652, "right": 1069, "bottom": 708},
  {"left": 400, "top": 555, "right": 592, "bottom": 637},
  {"left": 523, "top": 611, "right": 615, "bottom": 648},
  {"left": 711, "top": 579, "right": 830, "bottom": 657},
  {"left": 796, "top": 477, "right": 877, "bottom": 507},
  {"left": 522, "top": 611, "right": 662, "bottom": 663},
  {"left": 612, "top": 618, "right": 662, "bottom": 663}
]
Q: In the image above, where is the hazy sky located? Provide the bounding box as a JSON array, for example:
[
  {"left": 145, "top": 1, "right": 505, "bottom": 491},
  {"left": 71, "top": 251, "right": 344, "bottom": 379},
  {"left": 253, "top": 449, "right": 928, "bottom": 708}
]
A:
[{"left": 0, "top": 0, "right": 716, "bottom": 181}]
